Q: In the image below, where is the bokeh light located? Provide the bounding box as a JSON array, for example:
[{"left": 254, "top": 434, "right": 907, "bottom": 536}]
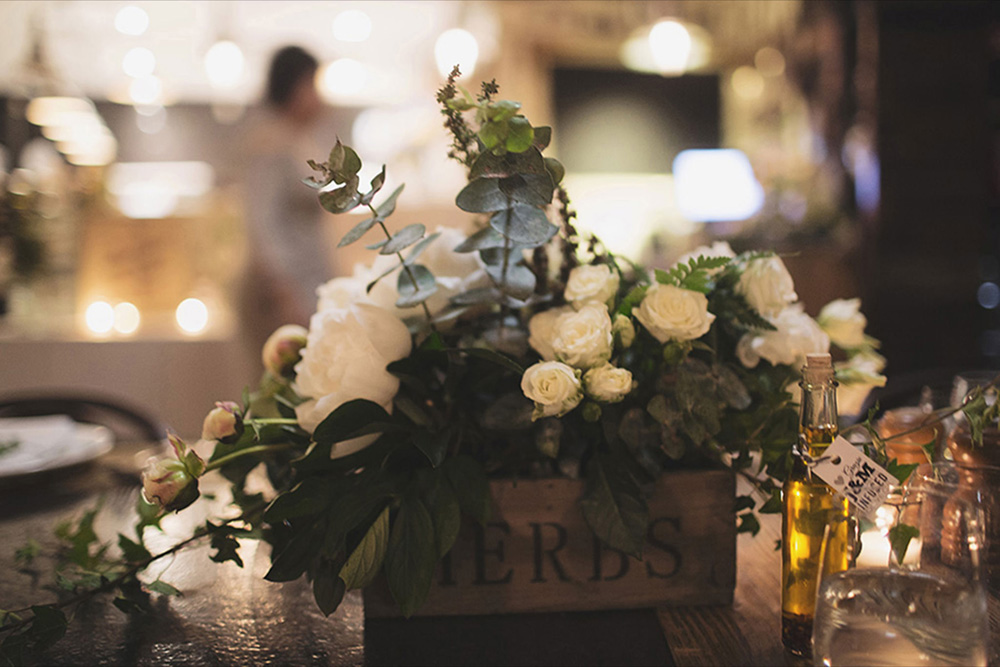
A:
[{"left": 176, "top": 298, "right": 209, "bottom": 334}]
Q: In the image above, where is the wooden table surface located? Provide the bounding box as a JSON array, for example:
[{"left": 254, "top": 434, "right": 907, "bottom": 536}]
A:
[{"left": 0, "top": 441, "right": 804, "bottom": 666}]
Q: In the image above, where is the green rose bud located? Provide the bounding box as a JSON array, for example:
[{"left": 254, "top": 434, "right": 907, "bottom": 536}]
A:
[
  {"left": 662, "top": 341, "right": 688, "bottom": 366},
  {"left": 613, "top": 314, "right": 636, "bottom": 349},
  {"left": 581, "top": 402, "right": 603, "bottom": 423},
  {"left": 141, "top": 456, "right": 200, "bottom": 512}
]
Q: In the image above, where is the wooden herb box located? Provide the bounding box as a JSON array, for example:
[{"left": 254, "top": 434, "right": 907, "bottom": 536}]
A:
[{"left": 363, "top": 469, "right": 736, "bottom": 617}]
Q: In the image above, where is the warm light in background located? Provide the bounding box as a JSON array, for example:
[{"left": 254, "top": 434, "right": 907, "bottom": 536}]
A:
[
  {"left": 112, "top": 302, "right": 141, "bottom": 335},
  {"left": 754, "top": 47, "right": 786, "bottom": 78},
  {"left": 204, "top": 41, "right": 245, "bottom": 90},
  {"left": 85, "top": 301, "right": 115, "bottom": 335},
  {"left": 25, "top": 97, "right": 92, "bottom": 127},
  {"left": 115, "top": 5, "right": 149, "bottom": 36},
  {"left": 333, "top": 10, "right": 372, "bottom": 42},
  {"left": 319, "top": 58, "right": 368, "bottom": 100},
  {"left": 648, "top": 20, "right": 691, "bottom": 74},
  {"left": 107, "top": 161, "right": 214, "bottom": 219},
  {"left": 129, "top": 75, "right": 163, "bottom": 105},
  {"left": 731, "top": 66, "right": 765, "bottom": 101},
  {"left": 176, "top": 298, "right": 209, "bottom": 334},
  {"left": 135, "top": 105, "right": 167, "bottom": 134},
  {"left": 435, "top": 28, "right": 479, "bottom": 79},
  {"left": 672, "top": 149, "right": 764, "bottom": 222},
  {"left": 122, "top": 47, "right": 156, "bottom": 79}
]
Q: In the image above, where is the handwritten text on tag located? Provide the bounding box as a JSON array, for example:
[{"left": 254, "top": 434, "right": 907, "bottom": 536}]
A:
[{"left": 809, "top": 435, "right": 893, "bottom": 520}]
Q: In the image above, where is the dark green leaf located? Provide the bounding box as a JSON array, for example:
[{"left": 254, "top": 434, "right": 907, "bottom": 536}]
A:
[
  {"left": 118, "top": 534, "right": 152, "bottom": 564},
  {"left": 209, "top": 530, "right": 244, "bottom": 568},
  {"left": 385, "top": 495, "right": 437, "bottom": 617},
  {"left": 580, "top": 454, "right": 647, "bottom": 558},
  {"left": 413, "top": 431, "right": 447, "bottom": 468},
  {"left": 733, "top": 496, "right": 755, "bottom": 513},
  {"left": 314, "top": 558, "right": 347, "bottom": 616},
  {"left": 147, "top": 580, "right": 182, "bottom": 597},
  {"left": 489, "top": 204, "right": 558, "bottom": 247},
  {"left": 27, "top": 605, "right": 66, "bottom": 650},
  {"left": 339, "top": 506, "right": 390, "bottom": 590},
  {"left": 533, "top": 126, "right": 552, "bottom": 150},
  {"left": 313, "top": 398, "right": 399, "bottom": 446},
  {"left": 425, "top": 477, "right": 461, "bottom": 558},
  {"left": 737, "top": 513, "right": 761, "bottom": 536},
  {"left": 617, "top": 285, "right": 649, "bottom": 316},
  {"left": 396, "top": 264, "right": 438, "bottom": 308},
  {"left": 265, "top": 527, "right": 319, "bottom": 582},
  {"left": 455, "top": 347, "right": 525, "bottom": 375},
  {"left": 263, "top": 477, "right": 334, "bottom": 522},
  {"left": 759, "top": 489, "right": 782, "bottom": 514},
  {"left": 0, "top": 631, "right": 28, "bottom": 665},
  {"left": 886, "top": 459, "right": 919, "bottom": 485},
  {"left": 380, "top": 223, "right": 426, "bottom": 255},
  {"left": 544, "top": 157, "right": 565, "bottom": 185},
  {"left": 888, "top": 523, "right": 920, "bottom": 565},
  {"left": 444, "top": 456, "right": 492, "bottom": 524}
]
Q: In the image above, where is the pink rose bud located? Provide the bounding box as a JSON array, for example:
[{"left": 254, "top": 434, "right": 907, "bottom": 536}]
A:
[
  {"left": 262, "top": 324, "right": 308, "bottom": 378},
  {"left": 201, "top": 401, "right": 244, "bottom": 443},
  {"left": 141, "top": 456, "right": 199, "bottom": 512}
]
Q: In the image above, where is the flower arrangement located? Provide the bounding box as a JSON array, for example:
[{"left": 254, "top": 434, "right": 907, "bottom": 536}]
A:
[{"left": 1, "top": 72, "right": 894, "bottom": 654}]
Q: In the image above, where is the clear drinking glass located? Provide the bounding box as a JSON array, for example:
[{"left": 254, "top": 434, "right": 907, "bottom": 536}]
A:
[{"left": 812, "top": 463, "right": 992, "bottom": 666}]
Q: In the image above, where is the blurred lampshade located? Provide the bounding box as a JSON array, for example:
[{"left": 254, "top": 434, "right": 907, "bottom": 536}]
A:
[
  {"left": 435, "top": 28, "right": 479, "bottom": 79},
  {"left": 672, "top": 149, "right": 764, "bottom": 222},
  {"left": 204, "top": 40, "right": 245, "bottom": 90}
]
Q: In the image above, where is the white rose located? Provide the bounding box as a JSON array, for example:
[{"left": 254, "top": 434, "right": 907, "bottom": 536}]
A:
[
  {"left": 315, "top": 270, "right": 369, "bottom": 312},
  {"left": 584, "top": 363, "right": 634, "bottom": 403},
  {"left": 635, "top": 283, "right": 715, "bottom": 343},
  {"left": 674, "top": 241, "right": 735, "bottom": 274},
  {"left": 521, "top": 361, "right": 583, "bottom": 420},
  {"left": 612, "top": 313, "right": 636, "bottom": 349},
  {"left": 551, "top": 302, "right": 614, "bottom": 369},
  {"left": 528, "top": 306, "right": 573, "bottom": 361},
  {"left": 737, "top": 256, "right": 797, "bottom": 317},
  {"left": 835, "top": 350, "right": 888, "bottom": 417},
  {"left": 817, "top": 298, "right": 868, "bottom": 350},
  {"left": 366, "top": 226, "right": 487, "bottom": 319},
  {"left": 564, "top": 264, "right": 619, "bottom": 309},
  {"left": 294, "top": 303, "right": 412, "bottom": 457},
  {"left": 736, "top": 304, "right": 830, "bottom": 369}
]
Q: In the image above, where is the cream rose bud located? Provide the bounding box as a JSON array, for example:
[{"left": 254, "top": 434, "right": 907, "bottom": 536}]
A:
[
  {"left": 817, "top": 298, "right": 868, "bottom": 349},
  {"left": 528, "top": 306, "right": 572, "bottom": 361},
  {"left": 202, "top": 401, "right": 243, "bottom": 443},
  {"left": 262, "top": 324, "right": 308, "bottom": 378},
  {"left": 141, "top": 456, "right": 199, "bottom": 512},
  {"left": 737, "top": 255, "right": 798, "bottom": 317},
  {"left": 564, "top": 264, "right": 620, "bottom": 309},
  {"left": 612, "top": 313, "right": 636, "bottom": 349},
  {"left": 584, "top": 363, "right": 634, "bottom": 403},
  {"left": 635, "top": 283, "right": 715, "bottom": 343},
  {"left": 294, "top": 303, "right": 412, "bottom": 457},
  {"left": 551, "top": 302, "right": 614, "bottom": 369},
  {"left": 521, "top": 361, "right": 584, "bottom": 420}
]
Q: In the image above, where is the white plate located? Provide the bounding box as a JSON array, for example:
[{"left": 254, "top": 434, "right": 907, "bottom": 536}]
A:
[{"left": 0, "top": 415, "right": 115, "bottom": 479}]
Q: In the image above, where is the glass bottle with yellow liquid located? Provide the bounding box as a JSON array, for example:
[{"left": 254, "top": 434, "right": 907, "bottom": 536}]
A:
[{"left": 781, "top": 353, "right": 851, "bottom": 657}]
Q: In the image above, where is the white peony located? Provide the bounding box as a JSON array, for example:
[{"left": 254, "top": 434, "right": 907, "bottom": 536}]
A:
[
  {"left": 294, "top": 303, "right": 412, "bottom": 457},
  {"left": 550, "top": 302, "right": 614, "bottom": 369},
  {"left": 584, "top": 363, "right": 634, "bottom": 403},
  {"left": 817, "top": 298, "right": 868, "bottom": 350},
  {"left": 736, "top": 304, "right": 830, "bottom": 370},
  {"left": 528, "top": 306, "right": 573, "bottom": 361},
  {"left": 366, "top": 226, "right": 487, "bottom": 319},
  {"left": 316, "top": 270, "right": 368, "bottom": 312},
  {"left": 564, "top": 264, "right": 619, "bottom": 309},
  {"left": 673, "top": 241, "right": 735, "bottom": 274},
  {"left": 634, "top": 283, "right": 715, "bottom": 343},
  {"left": 737, "top": 255, "right": 797, "bottom": 318},
  {"left": 521, "top": 361, "right": 584, "bottom": 420}
]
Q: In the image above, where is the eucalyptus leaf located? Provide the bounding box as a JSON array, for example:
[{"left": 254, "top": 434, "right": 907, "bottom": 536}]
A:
[
  {"left": 385, "top": 494, "right": 437, "bottom": 617},
  {"left": 404, "top": 232, "right": 441, "bottom": 266},
  {"left": 366, "top": 259, "right": 403, "bottom": 293},
  {"left": 505, "top": 116, "right": 534, "bottom": 153},
  {"left": 533, "top": 126, "right": 552, "bottom": 151},
  {"left": 319, "top": 177, "right": 361, "bottom": 215},
  {"left": 360, "top": 165, "right": 387, "bottom": 206},
  {"left": 396, "top": 264, "right": 438, "bottom": 308},
  {"left": 339, "top": 506, "right": 390, "bottom": 590},
  {"left": 453, "top": 225, "right": 507, "bottom": 253},
  {"left": 544, "top": 157, "right": 565, "bottom": 185},
  {"left": 450, "top": 286, "right": 503, "bottom": 307},
  {"left": 486, "top": 262, "right": 536, "bottom": 301},
  {"left": 380, "top": 223, "right": 426, "bottom": 255},
  {"left": 580, "top": 453, "right": 647, "bottom": 558},
  {"left": 338, "top": 214, "right": 379, "bottom": 248},
  {"left": 489, "top": 204, "right": 558, "bottom": 247},
  {"left": 456, "top": 178, "right": 510, "bottom": 213}
]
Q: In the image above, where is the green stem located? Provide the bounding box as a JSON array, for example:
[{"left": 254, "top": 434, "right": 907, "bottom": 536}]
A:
[
  {"left": 247, "top": 418, "right": 298, "bottom": 426},
  {"left": 205, "top": 443, "right": 297, "bottom": 471},
  {"left": 370, "top": 204, "right": 439, "bottom": 334}
]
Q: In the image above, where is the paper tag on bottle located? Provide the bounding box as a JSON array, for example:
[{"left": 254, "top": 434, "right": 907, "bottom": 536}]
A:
[{"left": 808, "top": 435, "right": 894, "bottom": 520}]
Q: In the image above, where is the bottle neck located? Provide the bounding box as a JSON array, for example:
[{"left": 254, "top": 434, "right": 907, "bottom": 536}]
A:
[{"left": 799, "top": 379, "right": 839, "bottom": 454}]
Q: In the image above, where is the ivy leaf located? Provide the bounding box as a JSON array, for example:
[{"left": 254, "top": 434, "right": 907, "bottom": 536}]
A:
[
  {"left": 27, "top": 605, "right": 67, "bottom": 650},
  {"left": 888, "top": 523, "right": 920, "bottom": 565},
  {"left": 886, "top": 458, "right": 919, "bottom": 485},
  {"left": 385, "top": 494, "right": 437, "bottom": 617},
  {"left": 737, "top": 513, "right": 761, "bottom": 536},
  {"left": 146, "top": 580, "right": 182, "bottom": 597},
  {"left": 580, "top": 453, "right": 648, "bottom": 558},
  {"left": 759, "top": 488, "right": 782, "bottom": 514},
  {"left": 14, "top": 538, "right": 41, "bottom": 566},
  {"left": 118, "top": 534, "right": 152, "bottom": 564},
  {"left": 396, "top": 264, "right": 438, "bottom": 308},
  {"left": 339, "top": 506, "right": 390, "bottom": 590},
  {"left": 444, "top": 456, "right": 492, "bottom": 524},
  {"left": 209, "top": 529, "right": 244, "bottom": 568},
  {"left": 380, "top": 223, "right": 426, "bottom": 255},
  {"left": 313, "top": 557, "right": 347, "bottom": 617}
]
